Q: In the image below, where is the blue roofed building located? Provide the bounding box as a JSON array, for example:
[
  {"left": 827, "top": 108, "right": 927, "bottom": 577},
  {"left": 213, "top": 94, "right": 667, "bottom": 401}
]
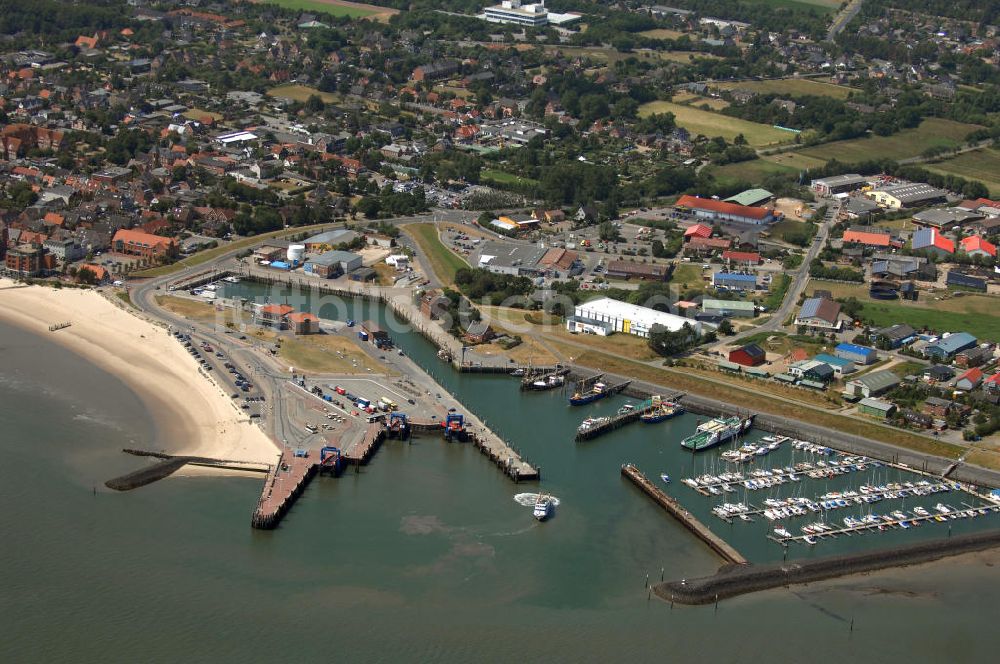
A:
[
  {"left": 924, "top": 332, "right": 977, "bottom": 360},
  {"left": 711, "top": 272, "right": 758, "bottom": 291},
  {"left": 834, "top": 342, "right": 878, "bottom": 365},
  {"left": 814, "top": 353, "right": 857, "bottom": 376}
]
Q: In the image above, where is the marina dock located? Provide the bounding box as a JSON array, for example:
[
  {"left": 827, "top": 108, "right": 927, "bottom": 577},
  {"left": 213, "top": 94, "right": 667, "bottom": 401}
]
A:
[
  {"left": 575, "top": 399, "right": 655, "bottom": 441},
  {"left": 521, "top": 367, "right": 570, "bottom": 390},
  {"left": 469, "top": 430, "right": 539, "bottom": 482},
  {"left": 251, "top": 450, "right": 317, "bottom": 530},
  {"left": 621, "top": 464, "right": 747, "bottom": 565}
]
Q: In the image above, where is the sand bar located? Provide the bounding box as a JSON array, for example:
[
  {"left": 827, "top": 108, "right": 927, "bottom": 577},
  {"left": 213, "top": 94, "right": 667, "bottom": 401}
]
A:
[{"left": 0, "top": 279, "right": 279, "bottom": 466}]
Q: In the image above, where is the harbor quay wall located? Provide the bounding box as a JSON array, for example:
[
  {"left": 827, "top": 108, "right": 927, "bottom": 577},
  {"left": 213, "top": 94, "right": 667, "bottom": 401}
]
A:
[
  {"left": 655, "top": 528, "right": 1000, "bottom": 605},
  {"left": 568, "top": 366, "right": 1000, "bottom": 490}
]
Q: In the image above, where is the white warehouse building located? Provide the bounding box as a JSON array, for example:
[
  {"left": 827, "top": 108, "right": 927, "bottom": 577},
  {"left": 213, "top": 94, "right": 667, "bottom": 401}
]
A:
[{"left": 567, "top": 297, "right": 701, "bottom": 338}]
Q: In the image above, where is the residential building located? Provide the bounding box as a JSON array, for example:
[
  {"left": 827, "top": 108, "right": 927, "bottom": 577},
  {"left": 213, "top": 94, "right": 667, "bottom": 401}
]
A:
[
  {"left": 463, "top": 321, "right": 494, "bottom": 344},
  {"left": 304, "top": 250, "right": 362, "bottom": 278},
  {"left": 795, "top": 297, "right": 842, "bottom": 330},
  {"left": 571, "top": 297, "right": 701, "bottom": 338},
  {"left": 868, "top": 183, "right": 948, "bottom": 209},
  {"left": 43, "top": 236, "right": 84, "bottom": 262},
  {"left": 924, "top": 332, "right": 977, "bottom": 360},
  {"left": 286, "top": 312, "right": 320, "bottom": 335},
  {"left": 960, "top": 235, "right": 997, "bottom": 258},
  {"left": 420, "top": 294, "right": 450, "bottom": 320},
  {"left": 4, "top": 244, "right": 44, "bottom": 277},
  {"left": 811, "top": 174, "right": 867, "bottom": 196},
  {"left": 675, "top": 195, "right": 777, "bottom": 225},
  {"left": 955, "top": 345, "right": 991, "bottom": 369},
  {"left": 813, "top": 353, "right": 857, "bottom": 376},
  {"left": 858, "top": 397, "right": 896, "bottom": 419},
  {"left": 728, "top": 343, "right": 766, "bottom": 367},
  {"left": 911, "top": 228, "right": 954, "bottom": 255},
  {"left": 702, "top": 298, "right": 755, "bottom": 318},
  {"left": 955, "top": 367, "right": 984, "bottom": 391},
  {"left": 410, "top": 60, "right": 460, "bottom": 82},
  {"left": 112, "top": 229, "right": 177, "bottom": 259},
  {"left": 256, "top": 304, "right": 294, "bottom": 328},
  {"left": 712, "top": 272, "right": 757, "bottom": 291},
  {"left": 834, "top": 342, "right": 878, "bottom": 365},
  {"left": 720, "top": 250, "right": 761, "bottom": 266},
  {"left": 922, "top": 365, "right": 955, "bottom": 384},
  {"left": 844, "top": 370, "right": 901, "bottom": 398}
]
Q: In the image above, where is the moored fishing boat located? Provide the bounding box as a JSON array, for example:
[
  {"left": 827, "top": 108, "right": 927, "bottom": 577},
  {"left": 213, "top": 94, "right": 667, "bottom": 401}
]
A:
[
  {"left": 640, "top": 400, "right": 685, "bottom": 423},
  {"left": 680, "top": 415, "right": 754, "bottom": 452},
  {"left": 569, "top": 381, "right": 609, "bottom": 406}
]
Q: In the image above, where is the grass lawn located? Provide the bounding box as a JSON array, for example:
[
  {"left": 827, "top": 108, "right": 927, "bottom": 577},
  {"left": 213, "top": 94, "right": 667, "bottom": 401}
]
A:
[
  {"left": 638, "top": 28, "right": 687, "bottom": 40},
  {"left": 134, "top": 222, "right": 342, "bottom": 278},
  {"left": 764, "top": 273, "right": 791, "bottom": 310},
  {"left": 481, "top": 168, "right": 539, "bottom": 187},
  {"left": 546, "top": 45, "right": 717, "bottom": 66},
  {"left": 672, "top": 92, "right": 730, "bottom": 110},
  {"left": 795, "top": 118, "right": 982, "bottom": 164},
  {"left": 266, "top": 84, "right": 340, "bottom": 104},
  {"left": 637, "top": 101, "right": 794, "bottom": 147},
  {"left": 476, "top": 337, "right": 560, "bottom": 366},
  {"left": 810, "top": 280, "right": 1000, "bottom": 342},
  {"left": 924, "top": 148, "right": 1000, "bottom": 198},
  {"left": 279, "top": 334, "right": 386, "bottom": 375},
  {"left": 155, "top": 295, "right": 220, "bottom": 323},
  {"left": 545, "top": 340, "right": 963, "bottom": 458},
  {"left": 767, "top": 217, "right": 815, "bottom": 244},
  {"left": 708, "top": 158, "right": 799, "bottom": 188},
  {"left": 760, "top": 151, "right": 828, "bottom": 172},
  {"left": 183, "top": 108, "right": 224, "bottom": 121},
  {"left": 744, "top": 0, "right": 840, "bottom": 11},
  {"left": 256, "top": 0, "right": 381, "bottom": 19},
  {"left": 714, "top": 78, "right": 853, "bottom": 99},
  {"left": 402, "top": 223, "right": 469, "bottom": 286},
  {"left": 670, "top": 262, "right": 706, "bottom": 292}
]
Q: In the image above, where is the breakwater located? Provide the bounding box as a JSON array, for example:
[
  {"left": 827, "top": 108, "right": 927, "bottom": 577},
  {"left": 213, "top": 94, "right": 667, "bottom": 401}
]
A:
[
  {"left": 621, "top": 464, "right": 747, "bottom": 565},
  {"left": 108, "top": 449, "right": 272, "bottom": 490},
  {"left": 655, "top": 528, "right": 1000, "bottom": 605}
]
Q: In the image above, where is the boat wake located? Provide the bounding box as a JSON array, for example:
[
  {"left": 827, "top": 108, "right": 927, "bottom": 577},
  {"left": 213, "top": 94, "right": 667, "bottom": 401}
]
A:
[{"left": 514, "top": 492, "right": 561, "bottom": 507}]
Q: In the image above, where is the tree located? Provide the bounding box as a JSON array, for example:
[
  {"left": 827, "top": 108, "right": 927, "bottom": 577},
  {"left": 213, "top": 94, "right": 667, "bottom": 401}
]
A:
[
  {"left": 718, "top": 319, "right": 735, "bottom": 335},
  {"left": 598, "top": 221, "right": 621, "bottom": 242},
  {"left": 355, "top": 196, "right": 381, "bottom": 218}
]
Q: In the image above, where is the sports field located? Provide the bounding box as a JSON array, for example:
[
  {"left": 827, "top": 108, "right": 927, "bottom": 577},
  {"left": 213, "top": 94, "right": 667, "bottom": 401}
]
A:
[
  {"left": 638, "top": 101, "right": 794, "bottom": 147},
  {"left": 266, "top": 84, "right": 339, "bottom": 103}
]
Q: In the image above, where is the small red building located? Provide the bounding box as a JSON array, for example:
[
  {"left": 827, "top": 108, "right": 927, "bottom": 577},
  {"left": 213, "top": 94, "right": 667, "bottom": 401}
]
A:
[{"left": 729, "top": 343, "right": 766, "bottom": 367}]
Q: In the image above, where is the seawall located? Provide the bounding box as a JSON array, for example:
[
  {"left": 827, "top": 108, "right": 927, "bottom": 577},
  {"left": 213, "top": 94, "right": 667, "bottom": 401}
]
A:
[{"left": 655, "top": 528, "right": 1000, "bottom": 605}]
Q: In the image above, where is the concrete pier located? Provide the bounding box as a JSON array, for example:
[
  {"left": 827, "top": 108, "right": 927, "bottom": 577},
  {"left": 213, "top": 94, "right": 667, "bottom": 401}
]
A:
[
  {"left": 251, "top": 451, "right": 317, "bottom": 529},
  {"left": 342, "top": 422, "right": 386, "bottom": 465},
  {"left": 622, "top": 463, "right": 747, "bottom": 565}
]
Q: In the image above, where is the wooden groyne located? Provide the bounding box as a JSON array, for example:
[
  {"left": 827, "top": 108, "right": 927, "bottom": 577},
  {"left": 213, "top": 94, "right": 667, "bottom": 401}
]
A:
[
  {"left": 655, "top": 528, "right": 1000, "bottom": 605},
  {"left": 106, "top": 458, "right": 191, "bottom": 491},
  {"left": 251, "top": 450, "right": 317, "bottom": 530},
  {"left": 621, "top": 464, "right": 747, "bottom": 565}
]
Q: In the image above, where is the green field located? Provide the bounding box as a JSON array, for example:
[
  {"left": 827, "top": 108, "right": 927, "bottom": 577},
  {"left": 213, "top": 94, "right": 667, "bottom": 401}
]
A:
[
  {"left": 257, "top": 0, "right": 378, "bottom": 18},
  {"left": 403, "top": 223, "right": 469, "bottom": 285},
  {"left": 742, "top": 0, "right": 840, "bottom": 12},
  {"left": 924, "top": 148, "right": 1000, "bottom": 198},
  {"left": 267, "top": 84, "right": 340, "bottom": 104},
  {"left": 715, "top": 78, "right": 854, "bottom": 99},
  {"left": 708, "top": 158, "right": 799, "bottom": 188},
  {"left": 794, "top": 118, "right": 981, "bottom": 164},
  {"left": 481, "top": 169, "right": 539, "bottom": 187},
  {"left": 810, "top": 281, "right": 1000, "bottom": 342},
  {"left": 638, "top": 101, "right": 794, "bottom": 147}
]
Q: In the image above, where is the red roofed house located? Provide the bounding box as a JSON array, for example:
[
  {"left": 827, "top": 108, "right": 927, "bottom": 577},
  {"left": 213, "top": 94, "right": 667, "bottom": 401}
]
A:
[
  {"left": 112, "top": 229, "right": 177, "bottom": 259},
  {"left": 675, "top": 195, "right": 778, "bottom": 225},
  {"left": 984, "top": 373, "right": 1000, "bottom": 393},
  {"left": 686, "top": 236, "right": 731, "bottom": 253},
  {"left": 75, "top": 34, "right": 100, "bottom": 49},
  {"left": 955, "top": 367, "right": 984, "bottom": 392},
  {"left": 42, "top": 212, "right": 65, "bottom": 227},
  {"left": 256, "top": 303, "right": 294, "bottom": 328},
  {"left": 961, "top": 235, "right": 997, "bottom": 258},
  {"left": 684, "top": 223, "right": 712, "bottom": 239},
  {"left": 721, "top": 250, "right": 761, "bottom": 266},
  {"left": 842, "top": 227, "right": 891, "bottom": 247},
  {"left": 285, "top": 312, "right": 320, "bottom": 335},
  {"left": 77, "top": 263, "right": 110, "bottom": 284}
]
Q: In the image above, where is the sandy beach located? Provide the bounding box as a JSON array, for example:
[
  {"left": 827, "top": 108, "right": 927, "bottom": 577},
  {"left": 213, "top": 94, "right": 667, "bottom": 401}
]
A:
[{"left": 0, "top": 279, "right": 279, "bottom": 466}]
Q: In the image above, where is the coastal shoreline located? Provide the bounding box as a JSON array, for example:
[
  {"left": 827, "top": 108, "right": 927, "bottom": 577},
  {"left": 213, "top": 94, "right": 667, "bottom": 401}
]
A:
[{"left": 0, "top": 279, "right": 279, "bottom": 469}]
